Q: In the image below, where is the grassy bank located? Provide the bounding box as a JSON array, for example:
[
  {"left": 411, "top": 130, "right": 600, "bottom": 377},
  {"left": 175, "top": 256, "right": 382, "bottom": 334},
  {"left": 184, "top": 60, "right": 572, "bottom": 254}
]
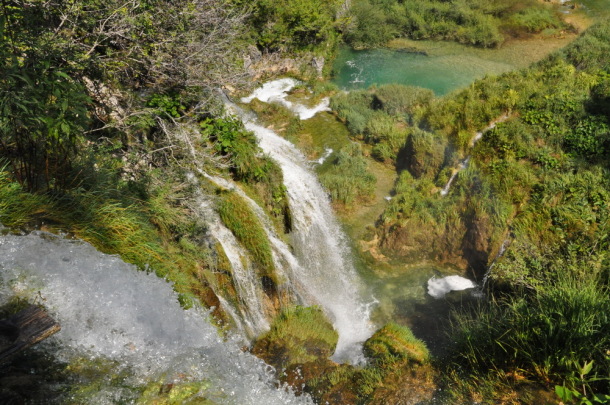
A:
[{"left": 345, "top": 0, "right": 573, "bottom": 49}]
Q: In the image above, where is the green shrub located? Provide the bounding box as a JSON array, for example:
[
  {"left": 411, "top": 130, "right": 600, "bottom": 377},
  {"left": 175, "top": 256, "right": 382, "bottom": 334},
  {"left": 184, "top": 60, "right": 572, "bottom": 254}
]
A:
[
  {"left": 246, "top": 0, "right": 341, "bottom": 51},
  {"left": 345, "top": 0, "right": 566, "bottom": 49},
  {"left": 401, "top": 128, "right": 447, "bottom": 178},
  {"left": 319, "top": 143, "right": 376, "bottom": 205},
  {"left": 373, "top": 84, "right": 434, "bottom": 119},
  {"left": 344, "top": 0, "right": 398, "bottom": 48},
  {"left": 200, "top": 117, "right": 274, "bottom": 182},
  {"left": 508, "top": 7, "right": 565, "bottom": 34},
  {"left": 146, "top": 93, "right": 186, "bottom": 118}
]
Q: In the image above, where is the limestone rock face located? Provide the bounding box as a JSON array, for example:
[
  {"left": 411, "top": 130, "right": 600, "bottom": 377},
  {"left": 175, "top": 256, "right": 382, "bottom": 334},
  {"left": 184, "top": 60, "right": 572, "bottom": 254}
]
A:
[{"left": 461, "top": 213, "right": 493, "bottom": 278}]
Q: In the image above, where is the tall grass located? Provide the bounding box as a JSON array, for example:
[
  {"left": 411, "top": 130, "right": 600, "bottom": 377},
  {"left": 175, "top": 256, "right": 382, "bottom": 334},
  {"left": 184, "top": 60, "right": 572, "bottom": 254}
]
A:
[
  {"left": 0, "top": 165, "right": 48, "bottom": 228},
  {"left": 449, "top": 274, "right": 610, "bottom": 396},
  {"left": 319, "top": 143, "right": 376, "bottom": 206},
  {"left": 0, "top": 163, "right": 221, "bottom": 312}
]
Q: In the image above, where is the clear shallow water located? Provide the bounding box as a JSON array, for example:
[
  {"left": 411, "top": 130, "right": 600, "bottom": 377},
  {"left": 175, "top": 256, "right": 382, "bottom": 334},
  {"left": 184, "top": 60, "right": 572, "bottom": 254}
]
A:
[
  {"left": 332, "top": 46, "right": 515, "bottom": 95},
  {"left": 331, "top": 0, "right": 610, "bottom": 96},
  {"left": 361, "top": 263, "right": 480, "bottom": 355}
]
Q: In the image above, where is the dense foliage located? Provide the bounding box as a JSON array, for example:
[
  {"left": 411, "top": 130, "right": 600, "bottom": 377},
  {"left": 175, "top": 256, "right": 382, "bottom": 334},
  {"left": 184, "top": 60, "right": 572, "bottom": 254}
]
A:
[
  {"left": 345, "top": 0, "right": 569, "bottom": 48},
  {"left": 319, "top": 143, "right": 376, "bottom": 206},
  {"left": 0, "top": 0, "right": 291, "bottom": 325},
  {"left": 240, "top": 0, "right": 345, "bottom": 52},
  {"left": 3, "top": 0, "right": 610, "bottom": 403}
]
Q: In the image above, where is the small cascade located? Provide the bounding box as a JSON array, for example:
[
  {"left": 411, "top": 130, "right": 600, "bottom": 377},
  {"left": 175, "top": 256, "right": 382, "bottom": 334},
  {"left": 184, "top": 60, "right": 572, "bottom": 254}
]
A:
[
  {"left": 440, "top": 157, "right": 470, "bottom": 196},
  {"left": 312, "top": 148, "right": 333, "bottom": 165},
  {"left": 186, "top": 173, "right": 270, "bottom": 338},
  {"left": 0, "top": 231, "right": 312, "bottom": 404},
  {"left": 241, "top": 78, "right": 330, "bottom": 120},
  {"left": 238, "top": 80, "right": 375, "bottom": 363},
  {"left": 198, "top": 170, "right": 304, "bottom": 300},
  {"left": 440, "top": 115, "right": 509, "bottom": 196},
  {"left": 478, "top": 237, "right": 511, "bottom": 292}
]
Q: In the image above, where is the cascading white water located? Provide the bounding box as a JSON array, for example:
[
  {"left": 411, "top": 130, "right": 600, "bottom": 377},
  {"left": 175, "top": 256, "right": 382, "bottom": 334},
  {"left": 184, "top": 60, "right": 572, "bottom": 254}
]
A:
[
  {"left": 0, "top": 230, "right": 312, "bottom": 404},
  {"left": 238, "top": 81, "right": 374, "bottom": 362},
  {"left": 240, "top": 78, "right": 331, "bottom": 120},
  {"left": 479, "top": 237, "right": 511, "bottom": 291},
  {"left": 186, "top": 173, "right": 270, "bottom": 338},
  {"left": 440, "top": 158, "right": 470, "bottom": 197},
  {"left": 312, "top": 148, "right": 333, "bottom": 165},
  {"left": 199, "top": 170, "right": 314, "bottom": 307}
]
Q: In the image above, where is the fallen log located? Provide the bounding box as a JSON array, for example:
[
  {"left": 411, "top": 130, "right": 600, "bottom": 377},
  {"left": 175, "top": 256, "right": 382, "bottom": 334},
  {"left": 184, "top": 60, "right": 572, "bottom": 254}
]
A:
[{"left": 0, "top": 305, "right": 61, "bottom": 363}]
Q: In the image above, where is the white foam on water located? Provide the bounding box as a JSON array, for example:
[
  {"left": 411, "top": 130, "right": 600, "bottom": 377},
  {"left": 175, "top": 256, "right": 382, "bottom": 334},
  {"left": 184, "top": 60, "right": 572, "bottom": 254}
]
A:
[
  {"left": 241, "top": 78, "right": 331, "bottom": 120},
  {"left": 240, "top": 78, "right": 298, "bottom": 104},
  {"left": 427, "top": 275, "right": 477, "bottom": 299},
  {"left": 0, "top": 231, "right": 312, "bottom": 405}
]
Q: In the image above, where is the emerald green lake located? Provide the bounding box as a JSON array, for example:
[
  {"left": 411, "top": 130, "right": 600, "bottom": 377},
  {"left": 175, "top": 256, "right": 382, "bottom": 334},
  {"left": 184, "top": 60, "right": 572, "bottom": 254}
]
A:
[
  {"left": 332, "top": 46, "right": 516, "bottom": 96},
  {"left": 331, "top": 0, "right": 609, "bottom": 95}
]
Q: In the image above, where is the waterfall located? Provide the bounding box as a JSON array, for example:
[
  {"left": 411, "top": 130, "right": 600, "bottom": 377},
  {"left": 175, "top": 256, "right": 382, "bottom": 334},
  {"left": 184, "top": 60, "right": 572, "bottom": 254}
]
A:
[
  {"left": 0, "top": 230, "right": 312, "bottom": 405},
  {"left": 238, "top": 80, "right": 374, "bottom": 362},
  {"left": 187, "top": 173, "right": 270, "bottom": 338},
  {"left": 197, "top": 170, "right": 306, "bottom": 302},
  {"left": 440, "top": 157, "right": 470, "bottom": 196},
  {"left": 312, "top": 148, "right": 334, "bottom": 165}
]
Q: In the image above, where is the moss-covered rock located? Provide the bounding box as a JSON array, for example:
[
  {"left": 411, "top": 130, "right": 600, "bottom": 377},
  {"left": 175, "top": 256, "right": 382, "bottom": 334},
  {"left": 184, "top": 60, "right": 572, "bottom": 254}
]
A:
[
  {"left": 364, "top": 322, "right": 430, "bottom": 368},
  {"left": 217, "top": 190, "right": 276, "bottom": 282},
  {"left": 251, "top": 306, "right": 338, "bottom": 373}
]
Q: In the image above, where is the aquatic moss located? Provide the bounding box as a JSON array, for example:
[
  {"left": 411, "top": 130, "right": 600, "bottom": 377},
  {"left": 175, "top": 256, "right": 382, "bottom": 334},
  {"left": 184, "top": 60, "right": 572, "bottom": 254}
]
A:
[
  {"left": 364, "top": 322, "right": 429, "bottom": 367},
  {"left": 252, "top": 306, "right": 338, "bottom": 371}
]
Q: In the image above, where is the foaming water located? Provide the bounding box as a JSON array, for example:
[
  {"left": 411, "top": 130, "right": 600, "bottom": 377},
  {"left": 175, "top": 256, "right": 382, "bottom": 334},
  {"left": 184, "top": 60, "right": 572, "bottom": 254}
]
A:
[
  {"left": 0, "top": 231, "right": 312, "bottom": 404},
  {"left": 239, "top": 81, "right": 375, "bottom": 362},
  {"left": 241, "top": 78, "right": 330, "bottom": 120},
  {"left": 427, "top": 275, "right": 477, "bottom": 299}
]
